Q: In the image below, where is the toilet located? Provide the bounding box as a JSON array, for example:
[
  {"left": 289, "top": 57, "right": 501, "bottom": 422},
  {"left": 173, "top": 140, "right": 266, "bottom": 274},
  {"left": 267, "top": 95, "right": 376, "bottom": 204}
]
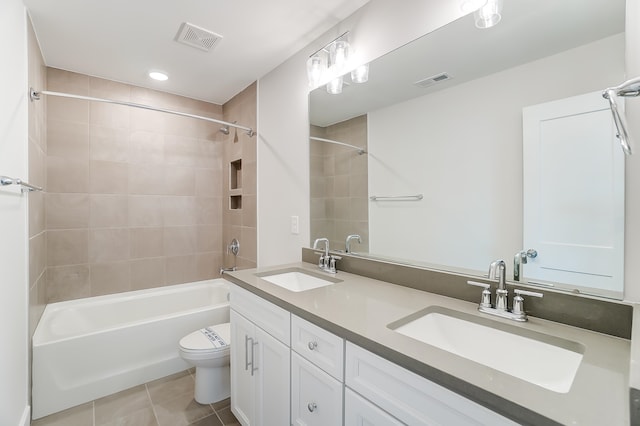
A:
[{"left": 179, "top": 323, "right": 231, "bottom": 404}]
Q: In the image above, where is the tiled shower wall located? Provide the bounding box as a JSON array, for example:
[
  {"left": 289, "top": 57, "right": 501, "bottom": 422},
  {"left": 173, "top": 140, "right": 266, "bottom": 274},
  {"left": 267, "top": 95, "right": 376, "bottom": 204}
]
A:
[
  {"left": 43, "top": 68, "right": 256, "bottom": 302},
  {"left": 310, "top": 114, "right": 368, "bottom": 252},
  {"left": 222, "top": 82, "right": 257, "bottom": 270}
]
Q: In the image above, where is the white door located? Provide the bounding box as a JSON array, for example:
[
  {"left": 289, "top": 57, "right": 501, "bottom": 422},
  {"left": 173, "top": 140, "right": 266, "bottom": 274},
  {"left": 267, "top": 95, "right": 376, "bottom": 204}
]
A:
[
  {"left": 522, "top": 91, "right": 624, "bottom": 297},
  {"left": 230, "top": 309, "right": 255, "bottom": 426},
  {"left": 255, "top": 327, "right": 290, "bottom": 426}
]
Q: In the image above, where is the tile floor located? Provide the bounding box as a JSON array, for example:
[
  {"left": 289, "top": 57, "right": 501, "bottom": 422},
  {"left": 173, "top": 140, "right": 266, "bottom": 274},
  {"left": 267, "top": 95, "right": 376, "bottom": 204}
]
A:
[{"left": 31, "top": 369, "right": 240, "bottom": 426}]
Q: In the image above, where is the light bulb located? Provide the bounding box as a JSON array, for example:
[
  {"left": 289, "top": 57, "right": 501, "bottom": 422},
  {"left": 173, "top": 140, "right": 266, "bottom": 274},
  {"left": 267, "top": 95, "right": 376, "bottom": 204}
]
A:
[
  {"left": 306, "top": 55, "right": 324, "bottom": 88},
  {"left": 351, "top": 64, "right": 369, "bottom": 84},
  {"left": 474, "top": 0, "right": 503, "bottom": 29},
  {"left": 330, "top": 40, "right": 350, "bottom": 72},
  {"left": 326, "top": 76, "right": 343, "bottom": 95}
]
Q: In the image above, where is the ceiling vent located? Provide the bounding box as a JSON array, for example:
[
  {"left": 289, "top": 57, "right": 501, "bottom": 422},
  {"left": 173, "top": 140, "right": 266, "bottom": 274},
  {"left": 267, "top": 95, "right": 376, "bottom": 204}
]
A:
[
  {"left": 175, "top": 22, "right": 222, "bottom": 52},
  {"left": 413, "top": 72, "right": 452, "bottom": 88}
]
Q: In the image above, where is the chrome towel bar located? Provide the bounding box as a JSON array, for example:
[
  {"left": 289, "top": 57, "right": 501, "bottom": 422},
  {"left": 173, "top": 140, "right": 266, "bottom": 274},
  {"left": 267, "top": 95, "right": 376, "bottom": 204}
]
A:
[
  {"left": 369, "top": 194, "right": 423, "bottom": 201},
  {"left": 0, "top": 176, "right": 43, "bottom": 192}
]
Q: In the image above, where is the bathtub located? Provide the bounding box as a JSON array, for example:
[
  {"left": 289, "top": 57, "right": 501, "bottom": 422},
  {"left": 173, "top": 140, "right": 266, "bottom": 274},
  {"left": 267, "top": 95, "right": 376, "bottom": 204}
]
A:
[{"left": 32, "top": 279, "right": 230, "bottom": 419}]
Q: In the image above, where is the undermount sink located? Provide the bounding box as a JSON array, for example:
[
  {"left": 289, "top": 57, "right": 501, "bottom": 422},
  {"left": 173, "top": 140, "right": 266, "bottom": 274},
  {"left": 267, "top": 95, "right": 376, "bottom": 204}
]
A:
[
  {"left": 388, "top": 307, "right": 584, "bottom": 393},
  {"left": 256, "top": 268, "right": 341, "bottom": 292}
]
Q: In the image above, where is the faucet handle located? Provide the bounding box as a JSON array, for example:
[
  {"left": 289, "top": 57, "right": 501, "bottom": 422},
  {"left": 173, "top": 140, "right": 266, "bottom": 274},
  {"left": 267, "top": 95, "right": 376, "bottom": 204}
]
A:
[
  {"left": 467, "top": 281, "right": 492, "bottom": 308},
  {"left": 512, "top": 289, "right": 543, "bottom": 316}
]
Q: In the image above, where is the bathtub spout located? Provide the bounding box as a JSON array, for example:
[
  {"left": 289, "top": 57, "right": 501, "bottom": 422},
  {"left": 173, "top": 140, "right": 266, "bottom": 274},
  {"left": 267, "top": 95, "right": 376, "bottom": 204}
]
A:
[{"left": 220, "top": 266, "right": 236, "bottom": 275}]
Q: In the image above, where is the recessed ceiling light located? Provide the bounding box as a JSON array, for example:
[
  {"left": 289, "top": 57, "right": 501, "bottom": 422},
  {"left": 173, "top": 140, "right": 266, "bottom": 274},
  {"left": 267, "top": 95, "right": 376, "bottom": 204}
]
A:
[{"left": 149, "top": 71, "right": 168, "bottom": 81}]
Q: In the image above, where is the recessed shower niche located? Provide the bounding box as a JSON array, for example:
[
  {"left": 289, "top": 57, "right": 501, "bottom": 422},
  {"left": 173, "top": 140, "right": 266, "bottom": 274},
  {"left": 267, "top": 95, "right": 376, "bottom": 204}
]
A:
[{"left": 229, "top": 159, "right": 242, "bottom": 210}]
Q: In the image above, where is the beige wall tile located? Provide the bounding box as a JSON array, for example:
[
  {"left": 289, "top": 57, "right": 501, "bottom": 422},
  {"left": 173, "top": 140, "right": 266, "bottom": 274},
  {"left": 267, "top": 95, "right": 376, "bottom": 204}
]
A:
[
  {"left": 47, "top": 156, "right": 90, "bottom": 193},
  {"left": 46, "top": 265, "right": 91, "bottom": 302},
  {"left": 29, "top": 190, "right": 45, "bottom": 238},
  {"left": 90, "top": 195, "right": 128, "bottom": 228},
  {"left": 89, "top": 76, "right": 131, "bottom": 101},
  {"left": 90, "top": 101, "right": 130, "bottom": 129},
  {"left": 130, "top": 227, "right": 164, "bottom": 259},
  {"left": 164, "top": 135, "right": 200, "bottom": 167},
  {"left": 128, "top": 131, "right": 164, "bottom": 164},
  {"left": 48, "top": 119, "right": 89, "bottom": 160},
  {"left": 47, "top": 229, "right": 88, "bottom": 266},
  {"left": 90, "top": 160, "right": 128, "bottom": 194},
  {"left": 130, "top": 258, "right": 166, "bottom": 290},
  {"left": 88, "top": 228, "right": 130, "bottom": 263},
  {"left": 196, "top": 196, "right": 222, "bottom": 225},
  {"left": 164, "top": 166, "right": 195, "bottom": 196},
  {"left": 29, "top": 232, "right": 46, "bottom": 287},
  {"left": 165, "top": 255, "right": 197, "bottom": 285},
  {"left": 196, "top": 225, "right": 222, "bottom": 252},
  {"left": 90, "top": 262, "right": 131, "bottom": 296},
  {"left": 162, "top": 196, "right": 196, "bottom": 226},
  {"left": 196, "top": 252, "right": 223, "bottom": 281},
  {"left": 47, "top": 96, "right": 89, "bottom": 123},
  {"left": 130, "top": 107, "right": 164, "bottom": 133},
  {"left": 128, "top": 163, "right": 164, "bottom": 195},
  {"left": 128, "top": 195, "right": 164, "bottom": 227},
  {"left": 164, "top": 226, "right": 198, "bottom": 256},
  {"left": 90, "top": 125, "right": 129, "bottom": 162},
  {"left": 46, "top": 193, "right": 90, "bottom": 229},
  {"left": 195, "top": 168, "right": 221, "bottom": 197}
]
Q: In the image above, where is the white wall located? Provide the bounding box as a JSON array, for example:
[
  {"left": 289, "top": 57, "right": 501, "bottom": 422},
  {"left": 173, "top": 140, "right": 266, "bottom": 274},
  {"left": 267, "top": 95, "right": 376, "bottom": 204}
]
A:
[
  {"left": 256, "top": 0, "right": 468, "bottom": 266},
  {"left": 368, "top": 34, "right": 624, "bottom": 275},
  {"left": 0, "top": 1, "right": 31, "bottom": 424}
]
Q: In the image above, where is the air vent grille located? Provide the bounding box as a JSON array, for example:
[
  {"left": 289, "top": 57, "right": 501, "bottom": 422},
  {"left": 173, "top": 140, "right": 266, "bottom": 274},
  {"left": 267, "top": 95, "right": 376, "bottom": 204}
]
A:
[
  {"left": 175, "top": 22, "right": 222, "bottom": 52},
  {"left": 413, "top": 72, "right": 452, "bottom": 88}
]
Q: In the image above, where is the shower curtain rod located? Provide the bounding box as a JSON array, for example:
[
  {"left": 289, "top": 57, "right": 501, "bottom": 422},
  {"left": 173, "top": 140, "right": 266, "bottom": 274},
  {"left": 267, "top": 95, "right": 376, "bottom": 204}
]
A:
[
  {"left": 309, "top": 136, "right": 366, "bottom": 155},
  {"left": 29, "top": 88, "right": 256, "bottom": 137}
]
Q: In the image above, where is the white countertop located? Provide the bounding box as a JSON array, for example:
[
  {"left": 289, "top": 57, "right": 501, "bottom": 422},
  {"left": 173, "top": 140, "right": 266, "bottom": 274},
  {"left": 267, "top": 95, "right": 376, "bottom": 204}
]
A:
[{"left": 226, "top": 262, "right": 630, "bottom": 426}]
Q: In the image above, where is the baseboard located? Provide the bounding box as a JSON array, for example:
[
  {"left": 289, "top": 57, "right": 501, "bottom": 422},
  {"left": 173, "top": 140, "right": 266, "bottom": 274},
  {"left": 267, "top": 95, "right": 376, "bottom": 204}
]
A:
[{"left": 19, "top": 405, "right": 30, "bottom": 426}]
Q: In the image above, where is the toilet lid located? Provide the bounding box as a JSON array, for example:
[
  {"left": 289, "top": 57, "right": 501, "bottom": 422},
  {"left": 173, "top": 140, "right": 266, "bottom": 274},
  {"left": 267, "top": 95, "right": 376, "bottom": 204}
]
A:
[{"left": 180, "top": 323, "right": 230, "bottom": 352}]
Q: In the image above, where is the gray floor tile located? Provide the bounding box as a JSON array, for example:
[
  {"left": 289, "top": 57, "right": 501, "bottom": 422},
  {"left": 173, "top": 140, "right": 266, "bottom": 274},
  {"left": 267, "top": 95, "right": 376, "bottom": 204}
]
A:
[
  {"left": 147, "top": 370, "right": 195, "bottom": 405},
  {"left": 153, "top": 391, "right": 214, "bottom": 426},
  {"left": 94, "top": 384, "right": 152, "bottom": 425},
  {"left": 30, "top": 402, "right": 93, "bottom": 426}
]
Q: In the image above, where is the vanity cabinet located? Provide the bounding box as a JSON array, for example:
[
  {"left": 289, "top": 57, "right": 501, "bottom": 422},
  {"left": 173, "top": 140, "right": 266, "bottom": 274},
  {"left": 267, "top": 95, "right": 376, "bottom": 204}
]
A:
[
  {"left": 345, "top": 342, "right": 518, "bottom": 426},
  {"left": 230, "top": 286, "right": 290, "bottom": 426},
  {"left": 291, "top": 314, "right": 345, "bottom": 425},
  {"left": 344, "top": 388, "right": 404, "bottom": 426}
]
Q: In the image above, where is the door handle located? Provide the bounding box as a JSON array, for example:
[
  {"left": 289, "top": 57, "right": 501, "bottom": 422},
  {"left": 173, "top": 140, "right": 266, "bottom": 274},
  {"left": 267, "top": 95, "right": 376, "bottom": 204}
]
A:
[
  {"left": 244, "top": 335, "right": 253, "bottom": 372},
  {"left": 250, "top": 339, "right": 258, "bottom": 376}
]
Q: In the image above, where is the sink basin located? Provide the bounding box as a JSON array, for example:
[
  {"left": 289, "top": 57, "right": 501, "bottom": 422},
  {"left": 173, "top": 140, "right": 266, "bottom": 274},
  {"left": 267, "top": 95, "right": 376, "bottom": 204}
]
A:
[
  {"left": 388, "top": 307, "right": 584, "bottom": 393},
  {"left": 256, "top": 268, "right": 340, "bottom": 292}
]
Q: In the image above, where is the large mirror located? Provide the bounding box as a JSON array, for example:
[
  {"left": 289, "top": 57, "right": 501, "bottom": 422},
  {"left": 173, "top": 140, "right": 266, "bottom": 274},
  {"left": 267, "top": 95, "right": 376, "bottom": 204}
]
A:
[{"left": 309, "top": 0, "right": 626, "bottom": 299}]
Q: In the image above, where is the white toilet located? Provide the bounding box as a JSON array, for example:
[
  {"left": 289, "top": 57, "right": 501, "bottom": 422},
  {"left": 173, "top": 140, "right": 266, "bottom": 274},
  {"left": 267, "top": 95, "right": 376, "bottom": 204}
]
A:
[{"left": 179, "top": 323, "right": 231, "bottom": 404}]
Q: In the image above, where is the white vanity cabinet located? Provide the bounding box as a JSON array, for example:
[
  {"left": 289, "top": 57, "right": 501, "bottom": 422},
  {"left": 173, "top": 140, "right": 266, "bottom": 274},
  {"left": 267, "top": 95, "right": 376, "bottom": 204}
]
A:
[
  {"left": 344, "top": 388, "right": 404, "bottom": 426},
  {"left": 230, "top": 285, "right": 290, "bottom": 426},
  {"left": 345, "top": 342, "right": 519, "bottom": 426}
]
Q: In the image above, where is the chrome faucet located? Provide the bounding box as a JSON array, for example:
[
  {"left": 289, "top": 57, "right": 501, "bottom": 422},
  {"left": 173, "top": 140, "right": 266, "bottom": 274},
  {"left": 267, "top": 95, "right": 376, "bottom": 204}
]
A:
[
  {"left": 488, "top": 259, "right": 507, "bottom": 310},
  {"left": 345, "top": 234, "right": 361, "bottom": 253},
  {"left": 312, "top": 238, "right": 340, "bottom": 274},
  {"left": 468, "top": 259, "right": 543, "bottom": 322},
  {"left": 513, "top": 249, "right": 537, "bottom": 281}
]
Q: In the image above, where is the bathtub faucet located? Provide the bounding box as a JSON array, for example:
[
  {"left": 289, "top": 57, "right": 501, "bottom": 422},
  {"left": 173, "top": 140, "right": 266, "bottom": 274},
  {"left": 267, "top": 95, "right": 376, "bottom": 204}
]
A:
[{"left": 219, "top": 266, "right": 236, "bottom": 275}]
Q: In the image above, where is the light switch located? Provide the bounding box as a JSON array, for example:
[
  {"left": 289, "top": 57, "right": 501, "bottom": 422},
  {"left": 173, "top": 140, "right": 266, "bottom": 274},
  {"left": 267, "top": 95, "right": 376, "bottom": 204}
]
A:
[{"left": 291, "top": 215, "right": 299, "bottom": 234}]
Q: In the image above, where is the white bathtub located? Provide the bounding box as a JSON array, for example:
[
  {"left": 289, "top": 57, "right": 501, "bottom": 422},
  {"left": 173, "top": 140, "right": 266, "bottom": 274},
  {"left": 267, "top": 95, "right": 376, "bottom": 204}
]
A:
[{"left": 32, "top": 279, "right": 230, "bottom": 419}]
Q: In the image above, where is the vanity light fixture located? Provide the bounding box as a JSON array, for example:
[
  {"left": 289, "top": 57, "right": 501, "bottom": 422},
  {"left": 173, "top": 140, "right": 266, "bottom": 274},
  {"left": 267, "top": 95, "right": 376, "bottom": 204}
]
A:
[
  {"left": 306, "top": 55, "right": 325, "bottom": 88},
  {"left": 474, "top": 0, "right": 503, "bottom": 29},
  {"left": 148, "top": 71, "right": 169, "bottom": 81},
  {"left": 459, "top": 0, "right": 488, "bottom": 14}
]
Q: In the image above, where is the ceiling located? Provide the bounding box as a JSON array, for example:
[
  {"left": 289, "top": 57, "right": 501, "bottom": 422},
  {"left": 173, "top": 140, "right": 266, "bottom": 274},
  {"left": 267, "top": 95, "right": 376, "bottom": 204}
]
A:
[
  {"left": 310, "top": 0, "right": 625, "bottom": 127},
  {"left": 24, "top": 0, "right": 370, "bottom": 104}
]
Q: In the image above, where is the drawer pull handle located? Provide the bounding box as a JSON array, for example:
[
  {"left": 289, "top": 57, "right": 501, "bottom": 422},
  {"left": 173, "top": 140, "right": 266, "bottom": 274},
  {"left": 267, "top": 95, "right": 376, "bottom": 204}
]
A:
[
  {"left": 308, "top": 341, "right": 318, "bottom": 351},
  {"left": 307, "top": 402, "right": 317, "bottom": 412}
]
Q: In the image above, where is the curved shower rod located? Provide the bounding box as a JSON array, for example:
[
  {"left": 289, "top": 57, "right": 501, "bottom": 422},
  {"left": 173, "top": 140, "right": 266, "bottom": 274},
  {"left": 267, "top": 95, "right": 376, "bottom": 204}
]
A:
[
  {"left": 602, "top": 76, "right": 640, "bottom": 156},
  {"left": 29, "top": 88, "right": 256, "bottom": 137},
  {"left": 309, "top": 136, "right": 366, "bottom": 155}
]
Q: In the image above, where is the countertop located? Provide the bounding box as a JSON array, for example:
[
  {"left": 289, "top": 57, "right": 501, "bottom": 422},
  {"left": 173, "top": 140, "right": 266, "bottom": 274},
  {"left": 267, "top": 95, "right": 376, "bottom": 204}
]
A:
[{"left": 226, "top": 262, "right": 630, "bottom": 426}]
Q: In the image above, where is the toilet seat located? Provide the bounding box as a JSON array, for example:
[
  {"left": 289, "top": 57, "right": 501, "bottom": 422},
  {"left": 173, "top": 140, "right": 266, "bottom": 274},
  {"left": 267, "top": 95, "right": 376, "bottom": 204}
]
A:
[{"left": 179, "top": 323, "right": 230, "bottom": 359}]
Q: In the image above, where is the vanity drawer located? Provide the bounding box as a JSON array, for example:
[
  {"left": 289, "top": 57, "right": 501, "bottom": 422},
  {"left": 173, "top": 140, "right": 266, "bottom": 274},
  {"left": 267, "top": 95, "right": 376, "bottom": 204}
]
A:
[
  {"left": 345, "top": 342, "right": 518, "bottom": 426},
  {"left": 229, "top": 284, "right": 290, "bottom": 345},
  {"left": 291, "top": 314, "right": 344, "bottom": 380}
]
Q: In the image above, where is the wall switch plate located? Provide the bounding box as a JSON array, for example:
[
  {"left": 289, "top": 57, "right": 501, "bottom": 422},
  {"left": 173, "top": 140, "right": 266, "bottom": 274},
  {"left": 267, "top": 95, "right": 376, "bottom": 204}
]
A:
[{"left": 291, "top": 215, "right": 299, "bottom": 234}]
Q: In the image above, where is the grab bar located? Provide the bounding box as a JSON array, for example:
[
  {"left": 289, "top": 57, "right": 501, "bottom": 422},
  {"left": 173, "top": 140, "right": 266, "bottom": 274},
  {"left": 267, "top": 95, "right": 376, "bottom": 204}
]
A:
[
  {"left": 0, "top": 176, "right": 43, "bottom": 192},
  {"left": 369, "top": 194, "right": 423, "bottom": 201}
]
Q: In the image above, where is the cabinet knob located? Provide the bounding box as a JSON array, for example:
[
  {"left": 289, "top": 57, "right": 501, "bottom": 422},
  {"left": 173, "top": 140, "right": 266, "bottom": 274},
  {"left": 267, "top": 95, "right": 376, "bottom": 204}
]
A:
[
  {"left": 307, "top": 402, "right": 317, "bottom": 412},
  {"left": 308, "top": 341, "right": 318, "bottom": 351}
]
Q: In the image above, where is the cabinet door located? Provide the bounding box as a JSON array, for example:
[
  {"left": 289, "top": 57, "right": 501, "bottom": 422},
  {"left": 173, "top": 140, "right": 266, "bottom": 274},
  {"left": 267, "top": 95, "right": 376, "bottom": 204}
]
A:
[
  {"left": 345, "top": 388, "right": 403, "bottom": 426},
  {"left": 291, "top": 352, "right": 343, "bottom": 426},
  {"left": 255, "top": 326, "right": 290, "bottom": 426},
  {"left": 230, "top": 309, "right": 256, "bottom": 426}
]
